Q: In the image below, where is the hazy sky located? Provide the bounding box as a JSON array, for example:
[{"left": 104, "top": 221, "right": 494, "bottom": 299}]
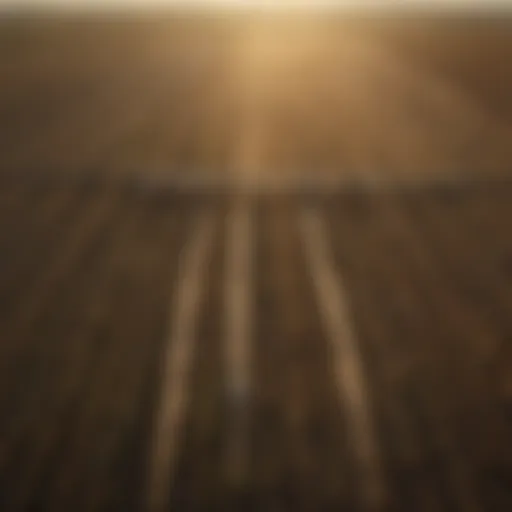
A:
[{"left": 0, "top": 0, "right": 508, "bottom": 11}]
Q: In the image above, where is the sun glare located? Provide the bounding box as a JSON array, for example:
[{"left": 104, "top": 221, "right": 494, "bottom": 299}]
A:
[{"left": 0, "top": 0, "right": 500, "bottom": 13}]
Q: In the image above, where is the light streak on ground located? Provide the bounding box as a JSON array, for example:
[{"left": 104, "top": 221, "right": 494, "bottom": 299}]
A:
[
  {"left": 299, "top": 209, "right": 387, "bottom": 511},
  {"left": 147, "top": 213, "right": 215, "bottom": 512},
  {"left": 223, "top": 198, "right": 253, "bottom": 485}
]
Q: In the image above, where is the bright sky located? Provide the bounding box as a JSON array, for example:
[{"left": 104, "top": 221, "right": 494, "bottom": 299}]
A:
[{"left": 0, "top": 0, "right": 507, "bottom": 11}]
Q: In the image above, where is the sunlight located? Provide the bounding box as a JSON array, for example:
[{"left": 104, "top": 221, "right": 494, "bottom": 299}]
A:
[{"left": 0, "top": 0, "right": 498, "bottom": 13}]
